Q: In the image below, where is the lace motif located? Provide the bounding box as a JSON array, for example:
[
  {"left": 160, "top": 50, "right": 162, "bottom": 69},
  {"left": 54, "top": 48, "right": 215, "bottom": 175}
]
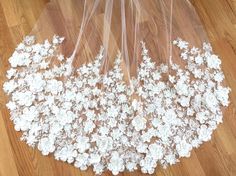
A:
[{"left": 3, "top": 36, "right": 230, "bottom": 175}]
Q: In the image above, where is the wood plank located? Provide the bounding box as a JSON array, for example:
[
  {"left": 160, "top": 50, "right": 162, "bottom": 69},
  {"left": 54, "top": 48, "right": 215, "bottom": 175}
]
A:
[{"left": 0, "top": 0, "right": 236, "bottom": 176}]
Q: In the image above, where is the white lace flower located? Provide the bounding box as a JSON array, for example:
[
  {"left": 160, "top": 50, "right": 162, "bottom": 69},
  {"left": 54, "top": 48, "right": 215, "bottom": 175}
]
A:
[
  {"left": 6, "top": 68, "right": 16, "bottom": 79},
  {"left": 118, "top": 94, "right": 127, "bottom": 103},
  {"left": 141, "top": 128, "right": 156, "bottom": 142},
  {"left": 178, "top": 96, "right": 190, "bottom": 107},
  {"left": 176, "top": 140, "right": 192, "bottom": 157},
  {"left": 24, "top": 36, "right": 35, "bottom": 45},
  {"left": 126, "top": 162, "right": 137, "bottom": 172},
  {"left": 93, "top": 163, "right": 104, "bottom": 175},
  {"left": 131, "top": 99, "right": 140, "bottom": 111},
  {"left": 151, "top": 118, "right": 161, "bottom": 128},
  {"left": 111, "top": 128, "right": 122, "bottom": 140},
  {"left": 89, "top": 153, "right": 101, "bottom": 164},
  {"left": 38, "top": 137, "right": 55, "bottom": 155},
  {"left": 21, "top": 106, "right": 39, "bottom": 122},
  {"left": 32, "top": 54, "right": 42, "bottom": 63},
  {"left": 26, "top": 73, "right": 46, "bottom": 92},
  {"left": 196, "top": 112, "right": 207, "bottom": 124},
  {"left": 136, "top": 143, "right": 148, "bottom": 153},
  {"left": 50, "top": 122, "right": 63, "bottom": 134},
  {"left": 3, "top": 80, "right": 17, "bottom": 94},
  {"left": 198, "top": 125, "right": 212, "bottom": 142},
  {"left": 169, "top": 75, "right": 175, "bottom": 83},
  {"left": 46, "top": 79, "right": 63, "bottom": 94},
  {"left": 52, "top": 35, "right": 64, "bottom": 45},
  {"left": 175, "top": 81, "right": 188, "bottom": 96},
  {"left": 85, "top": 110, "right": 96, "bottom": 119},
  {"left": 203, "top": 92, "right": 218, "bottom": 112},
  {"left": 132, "top": 116, "right": 147, "bottom": 131},
  {"left": 160, "top": 64, "right": 168, "bottom": 73},
  {"left": 165, "top": 154, "right": 177, "bottom": 165},
  {"left": 156, "top": 124, "right": 172, "bottom": 141},
  {"left": 40, "top": 60, "right": 50, "bottom": 69},
  {"left": 148, "top": 144, "right": 164, "bottom": 160},
  {"left": 140, "top": 155, "right": 156, "bottom": 174},
  {"left": 194, "top": 55, "right": 203, "bottom": 65},
  {"left": 190, "top": 47, "right": 199, "bottom": 55},
  {"left": 206, "top": 54, "right": 221, "bottom": 69},
  {"left": 12, "top": 91, "right": 35, "bottom": 106},
  {"left": 107, "top": 106, "right": 119, "bottom": 118},
  {"left": 98, "top": 127, "right": 110, "bottom": 136},
  {"left": 193, "top": 69, "right": 203, "bottom": 78},
  {"left": 96, "top": 135, "right": 113, "bottom": 153},
  {"left": 163, "top": 109, "right": 177, "bottom": 124},
  {"left": 215, "top": 86, "right": 230, "bottom": 106},
  {"left": 203, "top": 42, "right": 212, "bottom": 52},
  {"left": 74, "top": 153, "right": 89, "bottom": 170},
  {"left": 153, "top": 71, "right": 161, "bottom": 80},
  {"left": 174, "top": 38, "right": 189, "bottom": 49},
  {"left": 55, "top": 145, "right": 77, "bottom": 163},
  {"left": 76, "top": 136, "right": 90, "bottom": 153},
  {"left": 14, "top": 117, "right": 31, "bottom": 131},
  {"left": 6, "top": 101, "right": 17, "bottom": 110},
  {"left": 214, "top": 72, "right": 224, "bottom": 82},
  {"left": 108, "top": 151, "right": 125, "bottom": 175},
  {"left": 9, "top": 52, "right": 31, "bottom": 67},
  {"left": 84, "top": 120, "right": 95, "bottom": 133}
]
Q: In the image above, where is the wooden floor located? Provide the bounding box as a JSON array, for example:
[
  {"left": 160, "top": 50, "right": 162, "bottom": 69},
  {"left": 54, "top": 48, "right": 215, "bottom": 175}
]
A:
[{"left": 0, "top": 0, "right": 236, "bottom": 176}]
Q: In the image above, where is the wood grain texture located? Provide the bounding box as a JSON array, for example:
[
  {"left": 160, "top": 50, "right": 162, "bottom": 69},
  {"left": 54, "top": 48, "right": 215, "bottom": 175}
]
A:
[{"left": 0, "top": 0, "right": 236, "bottom": 176}]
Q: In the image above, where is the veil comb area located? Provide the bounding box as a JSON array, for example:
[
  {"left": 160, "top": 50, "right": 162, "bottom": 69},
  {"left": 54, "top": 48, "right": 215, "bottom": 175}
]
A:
[{"left": 3, "top": 35, "right": 230, "bottom": 175}]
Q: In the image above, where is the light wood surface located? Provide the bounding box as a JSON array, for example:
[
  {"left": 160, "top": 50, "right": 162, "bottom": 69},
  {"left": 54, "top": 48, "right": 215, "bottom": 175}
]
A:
[{"left": 0, "top": 0, "right": 236, "bottom": 176}]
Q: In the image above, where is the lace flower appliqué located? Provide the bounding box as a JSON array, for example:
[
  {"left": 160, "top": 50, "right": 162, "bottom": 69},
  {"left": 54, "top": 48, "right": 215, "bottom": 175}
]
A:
[{"left": 3, "top": 36, "right": 230, "bottom": 175}]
